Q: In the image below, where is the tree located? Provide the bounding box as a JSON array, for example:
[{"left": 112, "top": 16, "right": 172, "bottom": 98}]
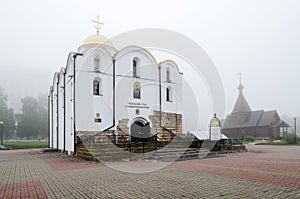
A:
[
  {"left": 17, "top": 95, "right": 48, "bottom": 139},
  {"left": 0, "top": 87, "right": 15, "bottom": 139}
]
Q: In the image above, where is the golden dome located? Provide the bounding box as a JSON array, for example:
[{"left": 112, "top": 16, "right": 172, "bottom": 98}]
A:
[{"left": 82, "top": 34, "right": 112, "bottom": 46}]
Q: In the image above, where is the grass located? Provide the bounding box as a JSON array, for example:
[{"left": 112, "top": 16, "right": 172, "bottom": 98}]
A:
[
  {"left": 241, "top": 140, "right": 255, "bottom": 145},
  {"left": 3, "top": 141, "right": 48, "bottom": 149},
  {"left": 255, "top": 141, "right": 300, "bottom": 146}
]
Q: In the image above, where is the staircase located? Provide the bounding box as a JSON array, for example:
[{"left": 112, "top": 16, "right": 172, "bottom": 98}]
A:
[
  {"left": 75, "top": 135, "right": 245, "bottom": 162},
  {"left": 76, "top": 134, "right": 206, "bottom": 162}
]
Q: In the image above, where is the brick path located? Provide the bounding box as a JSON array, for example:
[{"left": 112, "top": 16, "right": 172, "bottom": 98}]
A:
[{"left": 0, "top": 144, "right": 300, "bottom": 198}]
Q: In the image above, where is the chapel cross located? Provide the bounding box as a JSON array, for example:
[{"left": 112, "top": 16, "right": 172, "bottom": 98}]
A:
[
  {"left": 239, "top": 72, "right": 242, "bottom": 84},
  {"left": 92, "top": 15, "right": 104, "bottom": 35}
]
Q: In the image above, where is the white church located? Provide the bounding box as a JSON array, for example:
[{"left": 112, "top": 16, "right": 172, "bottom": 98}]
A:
[{"left": 48, "top": 17, "right": 186, "bottom": 155}]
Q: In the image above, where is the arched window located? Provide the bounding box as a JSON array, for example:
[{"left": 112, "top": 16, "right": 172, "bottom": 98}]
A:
[
  {"left": 133, "top": 82, "right": 141, "bottom": 99},
  {"left": 93, "top": 80, "right": 99, "bottom": 95},
  {"left": 93, "top": 78, "right": 102, "bottom": 96},
  {"left": 166, "top": 68, "right": 171, "bottom": 82},
  {"left": 133, "top": 57, "right": 140, "bottom": 77},
  {"left": 166, "top": 87, "right": 172, "bottom": 102},
  {"left": 133, "top": 60, "right": 137, "bottom": 77}
]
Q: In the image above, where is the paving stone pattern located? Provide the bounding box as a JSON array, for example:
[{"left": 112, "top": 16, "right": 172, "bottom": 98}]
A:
[{"left": 0, "top": 144, "right": 299, "bottom": 198}]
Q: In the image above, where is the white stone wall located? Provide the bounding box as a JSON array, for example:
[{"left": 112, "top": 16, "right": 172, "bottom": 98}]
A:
[
  {"left": 64, "top": 56, "right": 74, "bottom": 153},
  {"left": 52, "top": 73, "right": 58, "bottom": 149},
  {"left": 75, "top": 47, "right": 114, "bottom": 132},
  {"left": 114, "top": 47, "right": 159, "bottom": 132},
  {"left": 58, "top": 69, "right": 65, "bottom": 151},
  {"left": 160, "top": 61, "right": 182, "bottom": 115},
  {"left": 49, "top": 87, "right": 53, "bottom": 148}
]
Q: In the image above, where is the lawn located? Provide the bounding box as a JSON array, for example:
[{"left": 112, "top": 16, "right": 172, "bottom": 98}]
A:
[
  {"left": 255, "top": 141, "right": 300, "bottom": 146},
  {"left": 3, "top": 141, "right": 48, "bottom": 149}
]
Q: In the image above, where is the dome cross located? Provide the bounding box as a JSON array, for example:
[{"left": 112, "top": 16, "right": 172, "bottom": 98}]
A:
[
  {"left": 238, "top": 72, "right": 244, "bottom": 91},
  {"left": 92, "top": 15, "right": 104, "bottom": 35}
]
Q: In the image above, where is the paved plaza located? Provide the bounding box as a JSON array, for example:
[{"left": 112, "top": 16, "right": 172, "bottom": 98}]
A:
[{"left": 0, "top": 144, "right": 300, "bottom": 199}]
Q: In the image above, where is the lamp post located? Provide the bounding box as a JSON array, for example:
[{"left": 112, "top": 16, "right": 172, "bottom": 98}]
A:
[
  {"left": 294, "top": 118, "right": 297, "bottom": 144},
  {"left": 0, "top": 121, "right": 3, "bottom": 145}
]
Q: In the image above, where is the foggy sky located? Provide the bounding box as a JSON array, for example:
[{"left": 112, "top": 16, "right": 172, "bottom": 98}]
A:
[{"left": 0, "top": 0, "right": 299, "bottom": 117}]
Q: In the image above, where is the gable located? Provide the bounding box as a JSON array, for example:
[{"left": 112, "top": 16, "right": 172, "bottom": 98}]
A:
[
  {"left": 258, "top": 110, "right": 280, "bottom": 127},
  {"left": 80, "top": 47, "right": 113, "bottom": 73}
]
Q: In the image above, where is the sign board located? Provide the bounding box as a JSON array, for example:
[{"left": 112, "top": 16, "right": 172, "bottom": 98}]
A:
[
  {"left": 209, "top": 114, "right": 222, "bottom": 141},
  {"left": 95, "top": 118, "right": 102, "bottom": 123},
  {"left": 210, "top": 126, "right": 221, "bottom": 141}
]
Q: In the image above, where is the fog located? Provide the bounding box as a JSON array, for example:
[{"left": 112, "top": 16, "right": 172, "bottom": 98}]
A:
[{"left": 0, "top": 0, "right": 299, "bottom": 117}]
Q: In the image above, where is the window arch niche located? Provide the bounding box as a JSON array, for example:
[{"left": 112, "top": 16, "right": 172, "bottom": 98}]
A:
[
  {"left": 166, "top": 87, "right": 173, "bottom": 102},
  {"left": 132, "top": 57, "right": 140, "bottom": 78},
  {"left": 93, "top": 78, "right": 103, "bottom": 96}
]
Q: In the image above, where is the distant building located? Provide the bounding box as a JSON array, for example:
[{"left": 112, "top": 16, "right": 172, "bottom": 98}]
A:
[{"left": 222, "top": 75, "right": 290, "bottom": 139}]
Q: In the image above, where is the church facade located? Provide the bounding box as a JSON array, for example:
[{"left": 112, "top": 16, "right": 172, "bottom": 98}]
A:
[
  {"left": 222, "top": 77, "right": 290, "bottom": 139},
  {"left": 48, "top": 27, "right": 183, "bottom": 154}
]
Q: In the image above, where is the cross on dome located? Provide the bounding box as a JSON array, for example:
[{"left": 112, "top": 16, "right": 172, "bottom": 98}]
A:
[
  {"left": 92, "top": 15, "right": 104, "bottom": 35},
  {"left": 238, "top": 72, "right": 244, "bottom": 91}
]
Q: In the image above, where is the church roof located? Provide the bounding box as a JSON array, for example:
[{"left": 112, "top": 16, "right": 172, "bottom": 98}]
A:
[
  {"left": 272, "top": 120, "right": 290, "bottom": 128},
  {"left": 222, "top": 109, "right": 288, "bottom": 129},
  {"left": 232, "top": 81, "right": 251, "bottom": 113},
  {"left": 258, "top": 110, "right": 278, "bottom": 127},
  {"left": 82, "top": 34, "right": 112, "bottom": 46},
  {"left": 232, "top": 90, "right": 251, "bottom": 113},
  {"left": 223, "top": 110, "right": 263, "bottom": 129}
]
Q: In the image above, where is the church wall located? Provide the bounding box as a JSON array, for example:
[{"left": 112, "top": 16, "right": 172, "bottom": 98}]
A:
[
  {"left": 222, "top": 128, "right": 239, "bottom": 138},
  {"left": 160, "top": 61, "right": 182, "bottom": 115},
  {"left": 52, "top": 85, "right": 58, "bottom": 149},
  {"left": 114, "top": 50, "right": 158, "bottom": 80},
  {"left": 271, "top": 128, "right": 281, "bottom": 139},
  {"left": 115, "top": 76, "right": 158, "bottom": 130},
  {"left": 79, "top": 47, "right": 112, "bottom": 72},
  {"left": 49, "top": 88, "right": 53, "bottom": 148},
  {"left": 64, "top": 58, "right": 75, "bottom": 153},
  {"left": 222, "top": 127, "right": 256, "bottom": 138},
  {"left": 64, "top": 77, "right": 74, "bottom": 153},
  {"left": 75, "top": 48, "right": 114, "bottom": 132},
  {"left": 58, "top": 72, "right": 65, "bottom": 151},
  {"left": 75, "top": 71, "right": 113, "bottom": 131},
  {"left": 256, "top": 127, "right": 279, "bottom": 139},
  {"left": 114, "top": 49, "right": 159, "bottom": 133},
  {"left": 223, "top": 126, "right": 281, "bottom": 139}
]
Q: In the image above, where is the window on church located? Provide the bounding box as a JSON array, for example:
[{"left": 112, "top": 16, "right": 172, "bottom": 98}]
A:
[
  {"left": 93, "top": 79, "right": 102, "bottom": 95},
  {"left": 166, "top": 87, "right": 172, "bottom": 102},
  {"left": 166, "top": 68, "right": 171, "bottom": 82},
  {"left": 133, "top": 57, "right": 140, "bottom": 77},
  {"left": 133, "top": 60, "right": 137, "bottom": 77},
  {"left": 133, "top": 82, "right": 141, "bottom": 99}
]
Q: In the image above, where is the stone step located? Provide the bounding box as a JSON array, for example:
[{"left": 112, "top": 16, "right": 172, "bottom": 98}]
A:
[
  {"left": 76, "top": 141, "right": 210, "bottom": 161},
  {"left": 146, "top": 148, "right": 201, "bottom": 161}
]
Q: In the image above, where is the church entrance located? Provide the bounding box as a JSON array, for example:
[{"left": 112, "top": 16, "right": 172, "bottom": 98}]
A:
[{"left": 130, "top": 120, "right": 150, "bottom": 142}]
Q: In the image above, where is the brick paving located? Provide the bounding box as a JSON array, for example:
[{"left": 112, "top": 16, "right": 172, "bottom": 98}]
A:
[{"left": 0, "top": 144, "right": 300, "bottom": 198}]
